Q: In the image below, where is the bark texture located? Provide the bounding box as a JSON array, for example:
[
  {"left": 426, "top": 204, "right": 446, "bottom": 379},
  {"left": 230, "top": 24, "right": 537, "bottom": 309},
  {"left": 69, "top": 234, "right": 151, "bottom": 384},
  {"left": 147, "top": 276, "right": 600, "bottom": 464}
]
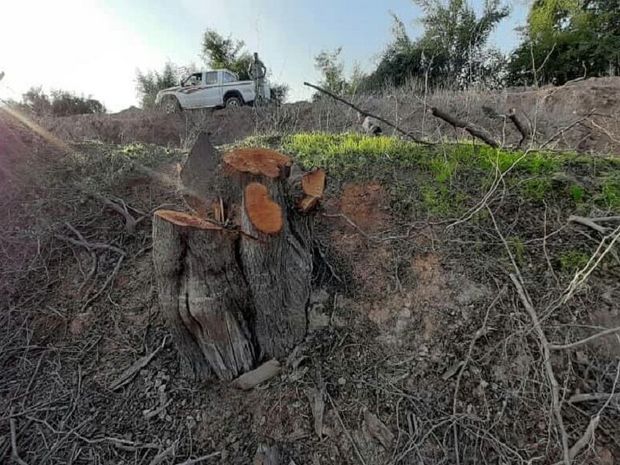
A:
[{"left": 152, "top": 135, "right": 323, "bottom": 379}]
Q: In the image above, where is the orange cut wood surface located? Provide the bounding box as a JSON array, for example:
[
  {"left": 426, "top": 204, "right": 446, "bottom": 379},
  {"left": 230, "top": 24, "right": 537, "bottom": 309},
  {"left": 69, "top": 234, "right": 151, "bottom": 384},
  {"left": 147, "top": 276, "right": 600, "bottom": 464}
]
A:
[
  {"left": 224, "top": 147, "right": 291, "bottom": 178},
  {"left": 155, "top": 210, "right": 222, "bottom": 230},
  {"left": 298, "top": 195, "right": 320, "bottom": 213},
  {"left": 244, "top": 183, "right": 283, "bottom": 235},
  {"left": 301, "top": 169, "right": 326, "bottom": 198}
]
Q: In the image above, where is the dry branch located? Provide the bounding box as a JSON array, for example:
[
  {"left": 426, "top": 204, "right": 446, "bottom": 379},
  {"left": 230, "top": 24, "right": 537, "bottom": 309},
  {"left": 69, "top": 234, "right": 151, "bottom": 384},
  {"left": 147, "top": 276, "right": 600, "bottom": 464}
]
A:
[
  {"left": 109, "top": 337, "right": 167, "bottom": 390},
  {"left": 509, "top": 274, "right": 571, "bottom": 465},
  {"left": 568, "top": 215, "right": 609, "bottom": 234},
  {"left": 303, "top": 81, "right": 430, "bottom": 145},
  {"left": 549, "top": 326, "right": 620, "bottom": 350},
  {"left": 429, "top": 107, "right": 500, "bottom": 148},
  {"left": 507, "top": 108, "right": 530, "bottom": 148}
]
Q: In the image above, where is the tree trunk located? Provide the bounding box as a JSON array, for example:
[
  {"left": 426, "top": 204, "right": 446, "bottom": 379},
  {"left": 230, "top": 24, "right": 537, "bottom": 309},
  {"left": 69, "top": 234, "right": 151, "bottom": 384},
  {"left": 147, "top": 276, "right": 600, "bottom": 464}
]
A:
[{"left": 152, "top": 134, "right": 326, "bottom": 380}]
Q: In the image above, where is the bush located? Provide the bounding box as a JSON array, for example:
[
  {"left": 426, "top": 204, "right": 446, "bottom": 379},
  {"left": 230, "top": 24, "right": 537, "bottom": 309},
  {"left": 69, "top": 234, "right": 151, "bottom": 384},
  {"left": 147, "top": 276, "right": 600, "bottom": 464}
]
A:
[{"left": 19, "top": 87, "right": 106, "bottom": 116}]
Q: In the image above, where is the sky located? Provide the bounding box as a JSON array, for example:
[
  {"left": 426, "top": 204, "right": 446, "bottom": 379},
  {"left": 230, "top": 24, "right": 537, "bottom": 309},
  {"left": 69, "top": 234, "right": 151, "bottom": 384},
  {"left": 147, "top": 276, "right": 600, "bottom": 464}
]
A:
[{"left": 0, "top": 0, "right": 529, "bottom": 112}]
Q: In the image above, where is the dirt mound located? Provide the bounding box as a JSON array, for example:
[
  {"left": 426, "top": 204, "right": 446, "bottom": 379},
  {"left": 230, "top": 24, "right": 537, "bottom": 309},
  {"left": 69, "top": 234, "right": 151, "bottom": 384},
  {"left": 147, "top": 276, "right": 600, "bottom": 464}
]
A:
[{"left": 19, "top": 76, "right": 620, "bottom": 154}]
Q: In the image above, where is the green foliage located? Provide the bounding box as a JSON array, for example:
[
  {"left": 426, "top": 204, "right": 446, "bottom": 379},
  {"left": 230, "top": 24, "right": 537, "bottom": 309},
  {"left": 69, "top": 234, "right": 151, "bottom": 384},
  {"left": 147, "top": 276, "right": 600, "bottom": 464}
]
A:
[
  {"left": 598, "top": 175, "right": 620, "bottom": 210},
  {"left": 201, "top": 29, "right": 252, "bottom": 80},
  {"left": 19, "top": 87, "right": 106, "bottom": 116},
  {"left": 508, "top": 0, "right": 620, "bottom": 85},
  {"left": 521, "top": 178, "right": 553, "bottom": 201},
  {"left": 569, "top": 184, "right": 586, "bottom": 203},
  {"left": 269, "top": 83, "right": 290, "bottom": 105},
  {"left": 136, "top": 62, "right": 181, "bottom": 109},
  {"left": 559, "top": 250, "right": 589, "bottom": 271},
  {"left": 365, "top": 0, "right": 510, "bottom": 90}
]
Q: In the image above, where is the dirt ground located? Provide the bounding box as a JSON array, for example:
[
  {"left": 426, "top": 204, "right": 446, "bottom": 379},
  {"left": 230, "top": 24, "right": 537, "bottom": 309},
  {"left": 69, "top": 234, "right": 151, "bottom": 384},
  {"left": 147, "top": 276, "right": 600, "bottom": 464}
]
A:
[{"left": 1, "top": 86, "right": 620, "bottom": 465}]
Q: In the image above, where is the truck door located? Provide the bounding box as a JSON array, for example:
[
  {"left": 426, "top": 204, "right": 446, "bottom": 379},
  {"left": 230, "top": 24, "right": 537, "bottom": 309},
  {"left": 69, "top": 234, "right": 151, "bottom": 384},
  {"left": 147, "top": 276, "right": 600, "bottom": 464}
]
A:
[{"left": 201, "top": 71, "right": 222, "bottom": 107}]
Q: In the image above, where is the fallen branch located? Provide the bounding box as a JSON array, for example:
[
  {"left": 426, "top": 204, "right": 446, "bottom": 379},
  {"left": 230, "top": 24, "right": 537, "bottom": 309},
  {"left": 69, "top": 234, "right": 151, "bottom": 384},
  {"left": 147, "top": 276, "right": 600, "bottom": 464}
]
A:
[
  {"left": 568, "top": 215, "right": 609, "bottom": 234},
  {"left": 9, "top": 409, "right": 28, "bottom": 465},
  {"left": 430, "top": 107, "right": 500, "bottom": 148},
  {"left": 174, "top": 452, "right": 221, "bottom": 465},
  {"left": 303, "top": 82, "right": 431, "bottom": 145},
  {"left": 109, "top": 337, "right": 168, "bottom": 390}
]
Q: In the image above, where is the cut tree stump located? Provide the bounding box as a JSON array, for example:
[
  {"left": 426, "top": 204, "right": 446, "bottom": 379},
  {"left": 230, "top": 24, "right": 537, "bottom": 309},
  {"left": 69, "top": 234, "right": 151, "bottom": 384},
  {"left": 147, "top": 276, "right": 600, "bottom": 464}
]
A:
[{"left": 152, "top": 135, "right": 325, "bottom": 380}]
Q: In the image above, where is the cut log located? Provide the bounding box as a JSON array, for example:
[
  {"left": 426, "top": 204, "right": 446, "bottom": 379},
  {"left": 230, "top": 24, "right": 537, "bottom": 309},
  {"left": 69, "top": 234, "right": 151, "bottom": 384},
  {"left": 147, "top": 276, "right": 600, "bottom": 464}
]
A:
[
  {"left": 153, "top": 144, "right": 322, "bottom": 380},
  {"left": 152, "top": 210, "right": 255, "bottom": 380}
]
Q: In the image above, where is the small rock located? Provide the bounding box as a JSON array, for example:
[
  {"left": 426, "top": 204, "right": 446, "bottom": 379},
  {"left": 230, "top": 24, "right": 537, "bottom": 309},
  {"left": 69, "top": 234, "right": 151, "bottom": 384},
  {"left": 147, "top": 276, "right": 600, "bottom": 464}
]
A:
[{"left": 338, "top": 377, "right": 346, "bottom": 386}]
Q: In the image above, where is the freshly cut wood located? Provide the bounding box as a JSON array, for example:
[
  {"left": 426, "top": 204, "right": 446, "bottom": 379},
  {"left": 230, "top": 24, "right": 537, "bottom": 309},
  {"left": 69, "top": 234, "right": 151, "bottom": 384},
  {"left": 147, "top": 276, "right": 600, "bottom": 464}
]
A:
[
  {"left": 244, "top": 183, "right": 283, "bottom": 235},
  {"left": 152, "top": 210, "right": 255, "bottom": 380},
  {"left": 223, "top": 147, "right": 291, "bottom": 178},
  {"left": 233, "top": 359, "right": 281, "bottom": 390},
  {"left": 301, "top": 169, "right": 326, "bottom": 198},
  {"left": 298, "top": 169, "right": 326, "bottom": 213}
]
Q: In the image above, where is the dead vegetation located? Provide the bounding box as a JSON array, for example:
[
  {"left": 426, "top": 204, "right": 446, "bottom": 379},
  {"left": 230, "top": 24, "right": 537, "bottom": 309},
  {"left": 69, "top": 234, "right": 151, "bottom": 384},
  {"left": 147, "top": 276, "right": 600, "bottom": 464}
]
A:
[{"left": 1, "top": 82, "right": 619, "bottom": 465}]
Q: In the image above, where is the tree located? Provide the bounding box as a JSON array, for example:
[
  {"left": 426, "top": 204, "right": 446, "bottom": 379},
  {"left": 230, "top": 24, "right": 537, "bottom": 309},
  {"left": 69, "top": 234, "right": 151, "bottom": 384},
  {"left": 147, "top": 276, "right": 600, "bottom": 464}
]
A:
[
  {"left": 508, "top": 0, "right": 620, "bottom": 85},
  {"left": 136, "top": 62, "right": 180, "bottom": 109},
  {"left": 201, "top": 29, "right": 252, "bottom": 80},
  {"left": 312, "top": 48, "right": 367, "bottom": 98},
  {"left": 365, "top": 0, "right": 510, "bottom": 90},
  {"left": 19, "top": 87, "right": 106, "bottom": 116}
]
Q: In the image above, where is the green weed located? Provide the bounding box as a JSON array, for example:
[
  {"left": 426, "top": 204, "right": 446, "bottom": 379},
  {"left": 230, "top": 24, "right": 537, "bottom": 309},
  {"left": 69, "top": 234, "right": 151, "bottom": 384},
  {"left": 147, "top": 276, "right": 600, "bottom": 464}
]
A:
[{"left": 559, "top": 250, "right": 589, "bottom": 272}]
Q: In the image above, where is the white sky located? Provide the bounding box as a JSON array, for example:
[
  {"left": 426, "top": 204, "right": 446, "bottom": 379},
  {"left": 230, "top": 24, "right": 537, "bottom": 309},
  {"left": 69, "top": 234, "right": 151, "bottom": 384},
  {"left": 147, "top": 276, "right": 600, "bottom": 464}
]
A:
[
  {"left": 0, "top": 0, "right": 169, "bottom": 112},
  {"left": 0, "top": 0, "right": 527, "bottom": 113}
]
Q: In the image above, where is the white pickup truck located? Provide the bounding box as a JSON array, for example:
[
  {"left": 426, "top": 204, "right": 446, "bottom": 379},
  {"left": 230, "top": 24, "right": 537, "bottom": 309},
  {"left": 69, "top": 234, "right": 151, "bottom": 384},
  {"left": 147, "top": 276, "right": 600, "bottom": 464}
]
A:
[{"left": 155, "top": 69, "right": 270, "bottom": 112}]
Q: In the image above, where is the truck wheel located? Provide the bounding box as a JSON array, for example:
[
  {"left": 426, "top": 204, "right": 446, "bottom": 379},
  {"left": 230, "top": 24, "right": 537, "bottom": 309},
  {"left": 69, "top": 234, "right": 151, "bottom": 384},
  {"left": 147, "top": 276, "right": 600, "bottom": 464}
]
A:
[
  {"left": 224, "top": 95, "right": 243, "bottom": 108},
  {"left": 161, "top": 96, "right": 180, "bottom": 114}
]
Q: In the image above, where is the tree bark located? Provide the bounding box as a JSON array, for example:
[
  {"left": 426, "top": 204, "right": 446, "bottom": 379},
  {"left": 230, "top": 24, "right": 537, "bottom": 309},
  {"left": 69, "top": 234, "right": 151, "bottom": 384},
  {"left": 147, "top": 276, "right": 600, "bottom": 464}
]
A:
[
  {"left": 152, "top": 138, "right": 325, "bottom": 379},
  {"left": 152, "top": 210, "right": 255, "bottom": 380}
]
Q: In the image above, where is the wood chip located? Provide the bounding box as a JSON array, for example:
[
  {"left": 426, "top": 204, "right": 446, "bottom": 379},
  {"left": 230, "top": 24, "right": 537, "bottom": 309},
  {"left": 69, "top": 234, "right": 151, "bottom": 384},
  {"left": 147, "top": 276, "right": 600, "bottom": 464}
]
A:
[
  {"left": 109, "top": 337, "right": 167, "bottom": 391},
  {"left": 233, "top": 360, "right": 281, "bottom": 390},
  {"left": 306, "top": 387, "right": 325, "bottom": 438},
  {"left": 363, "top": 409, "right": 394, "bottom": 450}
]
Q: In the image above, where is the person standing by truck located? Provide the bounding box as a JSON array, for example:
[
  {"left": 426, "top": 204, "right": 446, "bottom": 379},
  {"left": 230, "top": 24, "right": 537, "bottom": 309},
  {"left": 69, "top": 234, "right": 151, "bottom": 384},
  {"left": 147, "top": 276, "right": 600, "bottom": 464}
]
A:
[{"left": 248, "top": 52, "right": 267, "bottom": 102}]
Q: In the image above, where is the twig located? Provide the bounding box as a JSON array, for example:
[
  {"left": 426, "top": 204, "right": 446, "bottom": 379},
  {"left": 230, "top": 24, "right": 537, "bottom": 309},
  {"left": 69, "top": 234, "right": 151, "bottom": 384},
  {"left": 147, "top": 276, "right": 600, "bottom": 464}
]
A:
[
  {"left": 568, "top": 215, "right": 609, "bottom": 235},
  {"left": 509, "top": 274, "right": 571, "bottom": 465},
  {"left": 149, "top": 442, "right": 177, "bottom": 465},
  {"left": 9, "top": 409, "right": 29, "bottom": 465},
  {"left": 326, "top": 392, "right": 367, "bottom": 465},
  {"left": 174, "top": 452, "right": 221, "bottom": 465},
  {"left": 80, "top": 254, "right": 124, "bottom": 311},
  {"left": 540, "top": 112, "right": 594, "bottom": 150},
  {"left": 550, "top": 326, "right": 620, "bottom": 350},
  {"left": 488, "top": 206, "right": 570, "bottom": 465},
  {"left": 303, "top": 81, "right": 431, "bottom": 145},
  {"left": 430, "top": 107, "right": 500, "bottom": 148},
  {"left": 109, "top": 336, "right": 168, "bottom": 390},
  {"left": 569, "top": 392, "right": 620, "bottom": 404}
]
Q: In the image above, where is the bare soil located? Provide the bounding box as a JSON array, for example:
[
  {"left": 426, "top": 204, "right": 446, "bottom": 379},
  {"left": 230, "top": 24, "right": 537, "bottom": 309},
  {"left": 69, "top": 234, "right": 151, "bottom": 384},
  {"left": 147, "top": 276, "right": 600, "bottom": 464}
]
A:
[{"left": 1, "top": 85, "right": 619, "bottom": 465}]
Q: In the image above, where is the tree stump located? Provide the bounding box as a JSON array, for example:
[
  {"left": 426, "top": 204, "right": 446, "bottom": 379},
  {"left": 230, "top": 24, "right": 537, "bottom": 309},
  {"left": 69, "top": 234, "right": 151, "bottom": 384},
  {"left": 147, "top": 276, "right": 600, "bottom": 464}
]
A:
[{"left": 152, "top": 134, "right": 326, "bottom": 380}]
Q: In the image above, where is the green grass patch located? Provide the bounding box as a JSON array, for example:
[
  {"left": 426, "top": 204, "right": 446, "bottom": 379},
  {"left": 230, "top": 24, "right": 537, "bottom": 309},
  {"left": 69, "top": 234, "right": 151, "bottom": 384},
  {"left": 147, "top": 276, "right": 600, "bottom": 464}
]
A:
[{"left": 559, "top": 250, "right": 590, "bottom": 272}]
